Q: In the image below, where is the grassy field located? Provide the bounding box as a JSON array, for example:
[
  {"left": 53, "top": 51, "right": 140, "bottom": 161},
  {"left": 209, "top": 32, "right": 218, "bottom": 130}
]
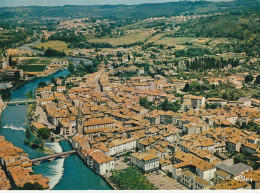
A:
[
  {"left": 17, "top": 57, "right": 52, "bottom": 72},
  {"left": 192, "top": 38, "right": 211, "bottom": 45},
  {"left": 154, "top": 37, "right": 196, "bottom": 45},
  {"left": 17, "top": 65, "right": 47, "bottom": 72},
  {"left": 87, "top": 32, "right": 152, "bottom": 46},
  {"left": 20, "top": 57, "right": 53, "bottom": 65},
  {"left": 33, "top": 41, "right": 71, "bottom": 53},
  {"left": 88, "top": 32, "right": 210, "bottom": 48},
  {"left": 17, "top": 56, "right": 68, "bottom": 72},
  {"left": 146, "top": 32, "right": 169, "bottom": 43}
]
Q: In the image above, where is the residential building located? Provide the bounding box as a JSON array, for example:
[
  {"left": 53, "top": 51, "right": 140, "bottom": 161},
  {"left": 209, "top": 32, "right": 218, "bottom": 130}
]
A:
[{"left": 130, "top": 152, "right": 159, "bottom": 172}]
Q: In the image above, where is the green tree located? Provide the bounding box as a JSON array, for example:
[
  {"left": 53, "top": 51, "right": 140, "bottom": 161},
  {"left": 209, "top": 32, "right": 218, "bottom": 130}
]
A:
[
  {"left": 26, "top": 91, "right": 33, "bottom": 99},
  {"left": 53, "top": 99, "right": 58, "bottom": 104},
  {"left": 255, "top": 75, "right": 260, "bottom": 84},
  {"left": 222, "top": 92, "right": 228, "bottom": 100},
  {"left": 245, "top": 75, "right": 254, "bottom": 83},
  {"left": 139, "top": 97, "right": 152, "bottom": 109},
  {"left": 80, "top": 60, "right": 85, "bottom": 65},
  {"left": 234, "top": 154, "right": 247, "bottom": 164},
  {"left": 44, "top": 47, "right": 65, "bottom": 57},
  {"left": 183, "top": 83, "right": 190, "bottom": 92},
  {"left": 9, "top": 56, "right": 13, "bottom": 66},
  {"left": 22, "top": 182, "right": 44, "bottom": 190},
  {"left": 14, "top": 71, "right": 20, "bottom": 81},
  {"left": 25, "top": 127, "right": 31, "bottom": 140},
  {"left": 159, "top": 98, "right": 180, "bottom": 112},
  {"left": 161, "top": 98, "right": 169, "bottom": 111},
  {"left": 68, "top": 63, "right": 74, "bottom": 74},
  {"left": 38, "top": 81, "right": 47, "bottom": 88},
  {"left": 37, "top": 128, "right": 51, "bottom": 140},
  {"left": 30, "top": 137, "right": 43, "bottom": 148},
  {"left": 110, "top": 167, "right": 157, "bottom": 190}
]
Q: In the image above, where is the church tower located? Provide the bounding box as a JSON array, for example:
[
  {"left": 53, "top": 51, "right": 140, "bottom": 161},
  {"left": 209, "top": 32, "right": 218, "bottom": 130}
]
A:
[{"left": 76, "top": 107, "right": 84, "bottom": 135}]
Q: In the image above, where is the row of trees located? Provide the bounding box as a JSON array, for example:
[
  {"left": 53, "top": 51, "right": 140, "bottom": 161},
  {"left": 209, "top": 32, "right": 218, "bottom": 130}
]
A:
[
  {"left": 44, "top": 47, "right": 65, "bottom": 57},
  {"left": 48, "top": 32, "right": 113, "bottom": 49},
  {"left": 174, "top": 48, "right": 212, "bottom": 58},
  {"left": 178, "top": 57, "right": 241, "bottom": 72}
]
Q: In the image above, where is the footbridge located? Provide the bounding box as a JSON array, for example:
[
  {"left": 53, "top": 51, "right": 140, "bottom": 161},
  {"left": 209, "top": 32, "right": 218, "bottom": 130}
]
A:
[
  {"left": 30, "top": 150, "right": 76, "bottom": 165},
  {"left": 5, "top": 100, "right": 36, "bottom": 105}
]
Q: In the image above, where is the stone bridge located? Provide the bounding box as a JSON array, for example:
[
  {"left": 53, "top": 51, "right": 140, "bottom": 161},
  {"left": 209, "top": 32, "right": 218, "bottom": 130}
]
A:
[
  {"left": 5, "top": 100, "right": 36, "bottom": 106},
  {"left": 30, "top": 150, "right": 76, "bottom": 165}
]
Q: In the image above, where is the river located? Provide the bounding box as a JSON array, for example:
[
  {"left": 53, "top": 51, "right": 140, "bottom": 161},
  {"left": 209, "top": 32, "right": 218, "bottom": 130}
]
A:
[{"left": 0, "top": 57, "right": 112, "bottom": 189}]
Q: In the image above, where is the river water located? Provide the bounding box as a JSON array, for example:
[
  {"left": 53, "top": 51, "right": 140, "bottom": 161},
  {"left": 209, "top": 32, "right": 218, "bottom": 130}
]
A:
[{"left": 0, "top": 65, "right": 111, "bottom": 189}]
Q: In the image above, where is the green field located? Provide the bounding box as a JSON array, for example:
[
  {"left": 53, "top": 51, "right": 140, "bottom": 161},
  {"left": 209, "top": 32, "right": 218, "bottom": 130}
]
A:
[
  {"left": 21, "top": 57, "right": 53, "bottom": 65},
  {"left": 87, "top": 32, "right": 152, "bottom": 46},
  {"left": 155, "top": 37, "right": 198, "bottom": 45},
  {"left": 146, "top": 32, "right": 169, "bottom": 43},
  {"left": 33, "top": 41, "right": 71, "bottom": 53},
  {"left": 87, "top": 32, "right": 207, "bottom": 47},
  {"left": 17, "top": 65, "right": 47, "bottom": 72}
]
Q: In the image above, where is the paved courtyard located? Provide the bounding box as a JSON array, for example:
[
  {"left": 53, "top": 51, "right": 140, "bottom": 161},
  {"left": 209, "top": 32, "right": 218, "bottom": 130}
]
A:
[
  {"left": 147, "top": 171, "right": 188, "bottom": 190},
  {"left": 115, "top": 157, "right": 130, "bottom": 170}
]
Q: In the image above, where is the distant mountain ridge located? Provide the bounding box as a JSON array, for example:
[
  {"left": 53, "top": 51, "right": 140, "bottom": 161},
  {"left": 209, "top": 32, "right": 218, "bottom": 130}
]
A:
[{"left": 0, "top": 0, "right": 259, "bottom": 20}]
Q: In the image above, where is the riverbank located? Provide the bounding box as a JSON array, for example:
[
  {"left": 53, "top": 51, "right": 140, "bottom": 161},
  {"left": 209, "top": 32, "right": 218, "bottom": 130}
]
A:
[
  {"left": 0, "top": 55, "right": 112, "bottom": 190},
  {"left": 103, "top": 176, "right": 117, "bottom": 190},
  {"left": 69, "top": 138, "right": 115, "bottom": 190},
  {"left": 0, "top": 69, "right": 68, "bottom": 189},
  {"left": 0, "top": 103, "right": 7, "bottom": 128},
  {"left": 75, "top": 148, "right": 115, "bottom": 190},
  {"left": 53, "top": 140, "right": 112, "bottom": 190},
  {"left": 25, "top": 102, "right": 55, "bottom": 155},
  {"left": 2, "top": 57, "right": 68, "bottom": 102}
]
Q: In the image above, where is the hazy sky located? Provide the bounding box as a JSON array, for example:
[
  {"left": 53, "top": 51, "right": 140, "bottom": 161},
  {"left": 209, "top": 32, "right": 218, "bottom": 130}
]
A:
[{"left": 0, "top": 0, "right": 231, "bottom": 7}]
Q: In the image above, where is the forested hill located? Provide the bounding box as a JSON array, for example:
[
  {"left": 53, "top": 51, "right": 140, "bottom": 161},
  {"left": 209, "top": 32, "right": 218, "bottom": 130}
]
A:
[
  {"left": 0, "top": 0, "right": 259, "bottom": 20},
  {"left": 176, "top": 7, "right": 260, "bottom": 40}
]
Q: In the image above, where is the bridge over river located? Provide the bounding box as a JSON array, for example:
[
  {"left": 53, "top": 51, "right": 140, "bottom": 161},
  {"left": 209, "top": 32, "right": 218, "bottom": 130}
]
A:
[
  {"left": 31, "top": 150, "right": 76, "bottom": 165},
  {"left": 4, "top": 100, "right": 36, "bottom": 106}
]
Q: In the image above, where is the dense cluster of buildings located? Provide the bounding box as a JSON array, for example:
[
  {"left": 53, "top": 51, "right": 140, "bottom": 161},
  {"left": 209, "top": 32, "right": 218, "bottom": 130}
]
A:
[
  {"left": 0, "top": 6, "right": 259, "bottom": 190},
  {"left": 31, "top": 49, "right": 260, "bottom": 190},
  {"left": 0, "top": 136, "right": 49, "bottom": 189}
]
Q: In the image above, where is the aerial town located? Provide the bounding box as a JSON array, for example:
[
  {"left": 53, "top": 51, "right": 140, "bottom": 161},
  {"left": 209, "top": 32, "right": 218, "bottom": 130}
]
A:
[{"left": 0, "top": 0, "right": 259, "bottom": 191}]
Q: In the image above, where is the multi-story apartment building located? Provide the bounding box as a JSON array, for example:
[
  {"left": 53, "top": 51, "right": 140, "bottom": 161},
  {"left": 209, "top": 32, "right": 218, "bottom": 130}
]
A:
[
  {"left": 182, "top": 95, "right": 206, "bottom": 110},
  {"left": 86, "top": 149, "right": 114, "bottom": 176},
  {"left": 130, "top": 152, "right": 159, "bottom": 172},
  {"left": 180, "top": 170, "right": 210, "bottom": 190}
]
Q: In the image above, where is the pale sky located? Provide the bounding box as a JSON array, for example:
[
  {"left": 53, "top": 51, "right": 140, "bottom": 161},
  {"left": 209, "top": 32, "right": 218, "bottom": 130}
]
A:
[{"left": 0, "top": 0, "right": 232, "bottom": 7}]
